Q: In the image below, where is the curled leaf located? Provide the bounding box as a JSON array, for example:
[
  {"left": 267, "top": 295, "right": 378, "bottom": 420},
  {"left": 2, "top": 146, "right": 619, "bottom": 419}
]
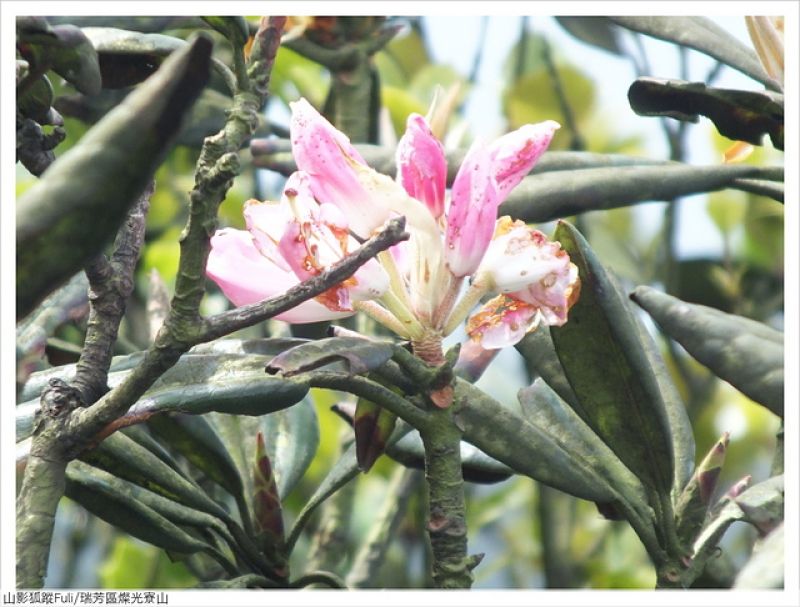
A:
[{"left": 266, "top": 336, "right": 394, "bottom": 377}]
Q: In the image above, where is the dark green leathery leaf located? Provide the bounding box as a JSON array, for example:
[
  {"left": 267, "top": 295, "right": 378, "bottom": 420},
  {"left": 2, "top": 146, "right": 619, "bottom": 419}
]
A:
[
  {"left": 628, "top": 78, "right": 784, "bottom": 150},
  {"left": 608, "top": 17, "right": 776, "bottom": 90},
  {"left": 500, "top": 163, "right": 781, "bottom": 224},
  {"left": 80, "top": 27, "right": 236, "bottom": 92},
  {"left": 630, "top": 286, "right": 783, "bottom": 417},
  {"left": 124, "top": 353, "right": 310, "bottom": 417},
  {"left": 147, "top": 413, "right": 248, "bottom": 523},
  {"left": 16, "top": 35, "right": 212, "bottom": 318},
  {"left": 266, "top": 336, "right": 395, "bottom": 377},
  {"left": 515, "top": 325, "right": 581, "bottom": 412},
  {"left": 550, "top": 221, "right": 676, "bottom": 498},
  {"left": 80, "top": 431, "right": 229, "bottom": 520},
  {"left": 65, "top": 462, "right": 228, "bottom": 562},
  {"left": 261, "top": 396, "right": 320, "bottom": 499},
  {"left": 68, "top": 460, "right": 238, "bottom": 550}
]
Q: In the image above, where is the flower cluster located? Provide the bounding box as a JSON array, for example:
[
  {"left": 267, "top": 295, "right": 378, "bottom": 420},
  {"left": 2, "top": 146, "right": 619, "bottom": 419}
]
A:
[{"left": 207, "top": 98, "right": 579, "bottom": 351}]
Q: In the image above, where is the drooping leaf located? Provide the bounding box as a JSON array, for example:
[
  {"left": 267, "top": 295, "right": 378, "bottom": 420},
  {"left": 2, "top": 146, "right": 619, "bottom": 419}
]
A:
[
  {"left": 608, "top": 17, "right": 776, "bottom": 90},
  {"left": 147, "top": 413, "right": 249, "bottom": 527},
  {"left": 65, "top": 461, "right": 224, "bottom": 559},
  {"left": 266, "top": 336, "right": 395, "bottom": 377},
  {"left": 550, "top": 221, "right": 678, "bottom": 501},
  {"left": 630, "top": 286, "right": 783, "bottom": 417},
  {"left": 501, "top": 163, "right": 783, "bottom": 224},
  {"left": 628, "top": 78, "right": 784, "bottom": 150},
  {"left": 555, "top": 17, "right": 623, "bottom": 55},
  {"left": 16, "top": 35, "right": 212, "bottom": 319},
  {"left": 80, "top": 431, "right": 230, "bottom": 520}
]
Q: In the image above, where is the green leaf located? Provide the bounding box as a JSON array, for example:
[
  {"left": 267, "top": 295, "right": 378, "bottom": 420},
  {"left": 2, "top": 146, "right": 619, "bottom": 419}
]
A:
[
  {"left": 550, "top": 221, "right": 676, "bottom": 498},
  {"left": 381, "top": 86, "right": 427, "bottom": 136},
  {"left": 18, "top": 23, "right": 102, "bottom": 96},
  {"left": 503, "top": 66, "right": 595, "bottom": 142},
  {"left": 80, "top": 27, "right": 235, "bottom": 93},
  {"left": 608, "top": 17, "right": 776, "bottom": 90},
  {"left": 555, "top": 17, "right": 623, "bottom": 55},
  {"left": 65, "top": 461, "right": 221, "bottom": 557},
  {"left": 630, "top": 286, "right": 783, "bottom": 417},
  {"left": 501, "top": 163, "right": 783, "bottom": 224},
  {"left": 147, "top": 413, "right": 248, "bottom": 523},
  {"left": 628, "top": 78, "right": 784, "bottom": 150},
  {"left": 515, "top": 325, "right": 581, "bottom": 412},
  {"left": 266, "top": 336, "right": 395, "bottom": 377},
  {"left": 16, "top": 35, "right": 212, "bottom": 319},
  {"left": 80, "top": 431, "right": 230, "bottom": 520},
  {"left": 261, "top": 397, "right": 320, "bottom": 499}
]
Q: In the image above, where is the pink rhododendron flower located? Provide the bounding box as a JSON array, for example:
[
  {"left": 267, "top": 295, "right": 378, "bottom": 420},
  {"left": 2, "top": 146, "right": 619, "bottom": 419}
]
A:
[{"left": 207, "top": 97, "right": 579, "bottom": 352}]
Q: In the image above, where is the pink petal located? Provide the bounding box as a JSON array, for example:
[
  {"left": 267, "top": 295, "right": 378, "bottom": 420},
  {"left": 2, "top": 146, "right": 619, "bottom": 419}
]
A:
[
  {"left": 396, "top": 114, "right": 447, "bottom": 219},
  {"left": 465, "top": 294, "right": 541, "bottom": 349},
  {"left": 445, "top": 141, "right": 500, "bottom": 277},
  {"left": 489, "top": 120, "right": 560, "bottom": 200},
  {"left": 443, "top": 121, "right": 560, "bottom": 279},
  {"left": 290, "top": 98, "right": 387, "bottom": 238},
  {"left": 206, "top": 228, "right": 352, "bottom": 323}
]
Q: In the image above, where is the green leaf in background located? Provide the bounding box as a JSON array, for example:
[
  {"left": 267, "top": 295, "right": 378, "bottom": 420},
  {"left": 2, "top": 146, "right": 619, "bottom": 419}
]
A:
[
  {"left": 503, "top": 65, "right": 595, "bottom": 147},
  {"left": 270, "top": 46, "right": 330, "bottom": 108},
  {"left": 628, "top": 78, "right": 784, "bottom": 150},
  {"left": 608, "top": 17, "right": 776, "bottom": 90},
  {"left": 379, "top": 26, "right": 429, "bottom": 84},
  {"left": 16, "top": 35, "right": 212, "bottom": 319},
  {"left": 555, "top": 17, "right": 623, "bottom": 56},
  {"left": 515, "top": 325, "right": 581, "bottom": 412},
  {"left": 630, "top": 286, "right": 783, "bottom": 417},
  {"left": 266, "top": 336, "right": 395, "bottom": 378},
  {"left": 98, "top": 536, "right": 197, "bottom": 589},
  {"left": 381, "top": 86, "right": 427, "bottom": 136},
  {"left": 550, "top": 221, "right": 677, "bottom": 499}
]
